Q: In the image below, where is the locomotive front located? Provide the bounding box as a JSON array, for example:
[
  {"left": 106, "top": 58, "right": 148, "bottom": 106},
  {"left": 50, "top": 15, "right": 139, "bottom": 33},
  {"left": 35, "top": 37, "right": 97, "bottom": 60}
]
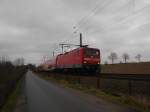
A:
[{"left": 82, "top": 47, "right": 101, "bottom": 73}]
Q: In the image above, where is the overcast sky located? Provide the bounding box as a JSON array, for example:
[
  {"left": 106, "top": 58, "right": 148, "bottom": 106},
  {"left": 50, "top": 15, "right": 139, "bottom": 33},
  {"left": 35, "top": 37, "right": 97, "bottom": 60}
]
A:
[{"left": 0, "top": 0, "right": 150, "bottom": 64}]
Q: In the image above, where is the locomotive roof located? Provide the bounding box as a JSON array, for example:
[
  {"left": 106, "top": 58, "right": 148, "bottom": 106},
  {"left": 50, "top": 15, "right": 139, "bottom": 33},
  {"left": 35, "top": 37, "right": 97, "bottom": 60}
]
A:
[{"left": 59, "top": 47, "right": 100, "bottom": 55}]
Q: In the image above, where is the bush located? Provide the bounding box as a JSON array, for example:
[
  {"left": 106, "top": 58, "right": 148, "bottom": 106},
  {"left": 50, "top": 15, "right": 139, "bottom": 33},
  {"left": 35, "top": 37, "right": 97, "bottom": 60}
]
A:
[{"left": 0, "top": 61, "right": 27, "bottom": 110}]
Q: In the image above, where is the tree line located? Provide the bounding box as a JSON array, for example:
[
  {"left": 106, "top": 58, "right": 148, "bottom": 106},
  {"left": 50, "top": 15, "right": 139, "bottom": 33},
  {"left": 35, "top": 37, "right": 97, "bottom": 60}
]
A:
[{"left": 107, "top": 52, "right": 142, "bottom": 64}]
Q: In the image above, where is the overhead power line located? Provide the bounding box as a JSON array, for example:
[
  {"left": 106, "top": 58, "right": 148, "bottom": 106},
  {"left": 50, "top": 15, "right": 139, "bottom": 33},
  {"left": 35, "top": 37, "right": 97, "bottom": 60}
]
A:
[
  {"left": 77, "top": 0, "right": 113, "bottom": 29},
  {"left": 96, "top": 3, "right": 150, "bottom": 33},
  {"left": 78, "top": 0, "right": 150, "bottom": 35}
]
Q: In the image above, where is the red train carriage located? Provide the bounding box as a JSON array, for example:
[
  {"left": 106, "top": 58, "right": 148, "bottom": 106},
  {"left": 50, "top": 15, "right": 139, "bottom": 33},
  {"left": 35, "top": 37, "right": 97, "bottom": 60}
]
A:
[
  {"left": 38, "top": 57, "right": 57, "bottom": 71},
  {"left": 39, "top": 46, "right": 101, "bottom": 73}
]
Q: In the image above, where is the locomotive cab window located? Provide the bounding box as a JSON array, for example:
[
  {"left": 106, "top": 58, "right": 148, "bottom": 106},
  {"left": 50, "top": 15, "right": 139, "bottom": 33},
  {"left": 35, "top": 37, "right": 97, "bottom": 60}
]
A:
[{"left": 84, "top": 48, "right": 99, "bottom": 57}]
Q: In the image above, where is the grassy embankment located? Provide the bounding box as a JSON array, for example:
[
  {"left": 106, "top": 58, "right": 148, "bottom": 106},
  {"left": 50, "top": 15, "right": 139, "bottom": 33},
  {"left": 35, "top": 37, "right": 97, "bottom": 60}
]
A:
[
  {"left": 1, "top": 79, "right": 22, "bottom": 112},
  {"left": 0, "top": 62, "right": 27, "bottom": 112}
]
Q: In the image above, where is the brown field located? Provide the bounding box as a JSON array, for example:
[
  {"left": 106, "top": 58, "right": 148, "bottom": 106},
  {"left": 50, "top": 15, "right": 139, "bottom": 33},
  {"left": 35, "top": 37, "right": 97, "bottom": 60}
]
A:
[{"left": 101, "top": 62, "right": 150, "bottom": 74}]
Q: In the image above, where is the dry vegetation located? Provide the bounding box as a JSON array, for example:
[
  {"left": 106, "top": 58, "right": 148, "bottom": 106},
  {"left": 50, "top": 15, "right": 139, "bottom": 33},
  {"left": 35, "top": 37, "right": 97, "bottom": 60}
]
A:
[{"left": 0, "top": 61, "right": 27, "bottom": 111}]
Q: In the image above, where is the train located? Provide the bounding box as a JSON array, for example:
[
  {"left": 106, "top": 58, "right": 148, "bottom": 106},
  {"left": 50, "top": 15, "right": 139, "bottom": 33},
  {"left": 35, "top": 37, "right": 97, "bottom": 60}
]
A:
[{"left": 38, "top": 46, "right": 101, "bottom": 73}]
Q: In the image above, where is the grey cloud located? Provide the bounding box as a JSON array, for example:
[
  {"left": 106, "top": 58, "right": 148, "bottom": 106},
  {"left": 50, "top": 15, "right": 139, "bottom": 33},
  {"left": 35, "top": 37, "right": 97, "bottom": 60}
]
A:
[{"left": 0, "top": 0, "right": 150, "bottom": 64}]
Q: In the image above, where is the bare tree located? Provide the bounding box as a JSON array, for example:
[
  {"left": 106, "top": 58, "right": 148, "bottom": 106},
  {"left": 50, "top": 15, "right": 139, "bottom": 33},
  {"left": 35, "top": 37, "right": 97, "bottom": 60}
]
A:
[
  {"left": 122, "top": 53, "right": 129, "bottom": 63},
  {"left": 0, "top": 55, "right": 9, "bottom": 63},
  {"left": 108, "top": 52, "right": 118, "bottom": 64},
  {"left": 13, "top": 58, "right": 24, "bottom": 66},
  {"left": 104, "top": 61, "right": 108, "bottom": 65},
  {"left": 135, "top": 54, "right": 142, "bottom": 62}
]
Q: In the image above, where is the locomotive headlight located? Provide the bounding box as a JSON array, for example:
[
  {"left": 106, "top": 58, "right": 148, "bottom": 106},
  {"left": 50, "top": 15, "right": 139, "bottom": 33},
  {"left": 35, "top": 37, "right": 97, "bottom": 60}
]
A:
[
  {"left": 98, "top": 62, "right": 100, "bottom": 64},
  {"left": 84, "top": 61, "right": 87, "bottom": 64}
]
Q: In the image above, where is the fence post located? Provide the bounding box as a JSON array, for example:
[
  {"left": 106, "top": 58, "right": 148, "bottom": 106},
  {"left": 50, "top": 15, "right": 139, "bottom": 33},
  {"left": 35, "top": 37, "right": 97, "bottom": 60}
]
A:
[
  {"left": 78, "top": 77, "right": 80, "bottom": 84},
  {"left": 65, "top": 74, "right": 67, "bottom": 81},
  {"left": 128, "top": 80, "right": 132, "bottom": 95},
  {"left": 97, "top": 77, "right": 100, "bottom": 89},
  {"left": 54, "top": 73, "right": 56, "bottom": 79}
]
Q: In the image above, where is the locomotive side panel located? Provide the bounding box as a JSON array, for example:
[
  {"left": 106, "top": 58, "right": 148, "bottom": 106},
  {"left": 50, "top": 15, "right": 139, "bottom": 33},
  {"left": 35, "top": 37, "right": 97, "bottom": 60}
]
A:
[{"left": 56, "top": 48, "right": 83, "bottom": 69}]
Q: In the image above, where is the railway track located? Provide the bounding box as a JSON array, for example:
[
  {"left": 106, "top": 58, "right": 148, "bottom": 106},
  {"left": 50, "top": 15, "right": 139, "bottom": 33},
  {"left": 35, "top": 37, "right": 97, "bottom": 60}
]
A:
[{"left": 38, "top": 71, "right": 150, "bottom": 81}]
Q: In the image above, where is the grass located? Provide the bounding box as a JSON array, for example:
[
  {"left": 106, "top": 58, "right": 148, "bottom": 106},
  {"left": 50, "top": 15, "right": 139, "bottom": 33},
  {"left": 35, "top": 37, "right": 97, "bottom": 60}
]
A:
[
  {"left": 1, "top": 79, "right": 22, "bottom": 112},
  {"left": 41, "top": 75, "right": 150, "bottom": 112}
]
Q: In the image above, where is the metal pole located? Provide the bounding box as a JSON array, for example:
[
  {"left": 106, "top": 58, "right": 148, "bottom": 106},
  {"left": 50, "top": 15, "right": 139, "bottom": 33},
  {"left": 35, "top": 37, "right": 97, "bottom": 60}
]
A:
[
  {"left": 80, "top": 33, "right": 82, "bottom": 47},
  {"left": 53, "top": 51, "right": 54, "bottom": 56},
  {"left": 62, "top": 45, "right": 63, "bottom": 54}
]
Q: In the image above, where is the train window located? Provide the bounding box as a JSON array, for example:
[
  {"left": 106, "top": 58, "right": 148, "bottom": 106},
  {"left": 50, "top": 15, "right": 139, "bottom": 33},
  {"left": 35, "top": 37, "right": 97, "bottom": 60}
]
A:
[{"left": 84, "top": 49, "right": 99, "bottom": 57}]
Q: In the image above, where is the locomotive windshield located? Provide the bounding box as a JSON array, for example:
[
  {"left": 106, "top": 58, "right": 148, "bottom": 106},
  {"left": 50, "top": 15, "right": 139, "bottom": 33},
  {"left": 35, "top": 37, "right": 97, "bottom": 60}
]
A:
[{"left": 84, "top": 48, "right": 99, "bottom": 57}]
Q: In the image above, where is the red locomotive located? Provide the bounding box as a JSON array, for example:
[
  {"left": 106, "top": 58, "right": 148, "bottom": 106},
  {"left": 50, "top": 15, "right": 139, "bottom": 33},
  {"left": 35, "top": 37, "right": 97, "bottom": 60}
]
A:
[{"left": 39, "top": 46, "right": 101, "bottom": 73}]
